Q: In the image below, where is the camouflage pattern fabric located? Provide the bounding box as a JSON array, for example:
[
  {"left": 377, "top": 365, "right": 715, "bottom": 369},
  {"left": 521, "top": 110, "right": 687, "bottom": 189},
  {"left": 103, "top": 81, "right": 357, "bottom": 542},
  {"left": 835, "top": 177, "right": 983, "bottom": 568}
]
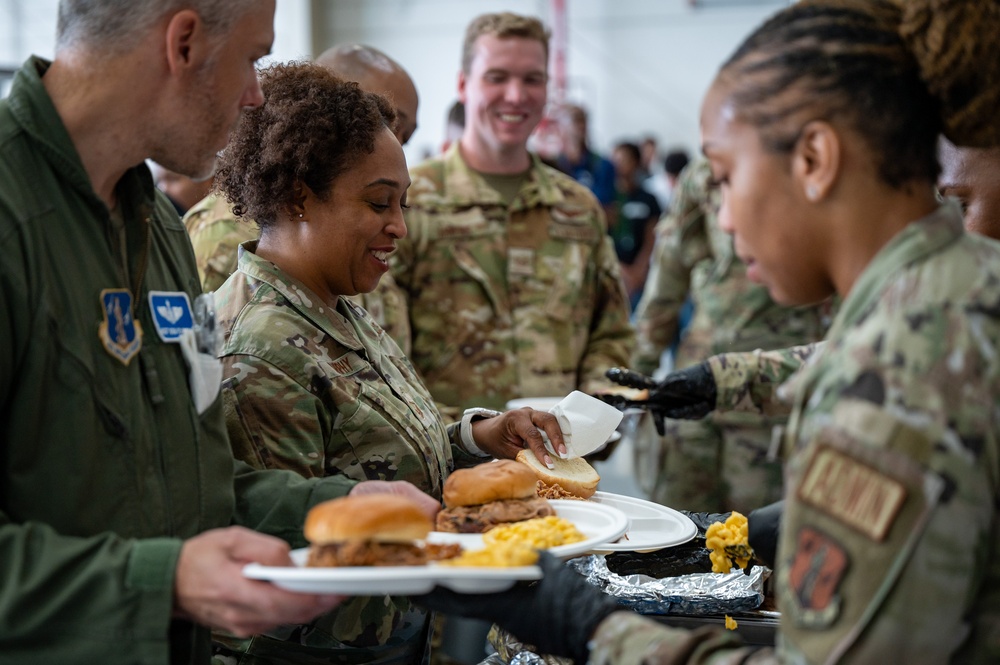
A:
[
  {"left": 345, "top": 273, "right": 412, "bottom": 357},
  {"left": 184, "top": 194, "right": 412, "bottom": 353},
  {"left": 183, "top": 193, "right": 258, "bottom": 292},
  {"left": 391, "top": 145, "right": 634, "bottom": 421},
  {"left": 588, "top": 204, "right": 1000, "bottom": 663},
  {"left": 211, "top": 242, "right": 473, "bottom": 665},
  {"left": 631, "top": 159, "right": 830, "bottom": 513},
  {"left": 708, "top": 343, "right": 821, "bottom": 418}
]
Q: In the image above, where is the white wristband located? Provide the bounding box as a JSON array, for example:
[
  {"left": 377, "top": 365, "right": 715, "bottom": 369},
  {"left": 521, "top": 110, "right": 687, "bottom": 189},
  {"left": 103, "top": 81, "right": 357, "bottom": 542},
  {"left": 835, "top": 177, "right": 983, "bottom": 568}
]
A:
[{"left": 460, "top": 407, "right": 503, "bottom": 457}]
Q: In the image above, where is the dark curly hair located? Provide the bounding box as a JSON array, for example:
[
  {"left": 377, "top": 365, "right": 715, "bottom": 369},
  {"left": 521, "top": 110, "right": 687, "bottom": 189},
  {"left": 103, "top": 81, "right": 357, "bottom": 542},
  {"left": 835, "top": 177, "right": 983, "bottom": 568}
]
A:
[
  {"left": 214, "top": 61, "right": 396, "bottom": 230},
  {"left": 716, "top": 0, "right": 1000, "bottom": 190}
]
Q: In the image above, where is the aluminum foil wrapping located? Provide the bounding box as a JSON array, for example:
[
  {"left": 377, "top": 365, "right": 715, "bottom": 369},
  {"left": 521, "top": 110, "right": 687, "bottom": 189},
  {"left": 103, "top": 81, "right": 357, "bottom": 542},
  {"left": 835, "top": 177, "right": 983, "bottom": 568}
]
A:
[
  {"left": 568, "top": 554, "right": 767, "bottom": 615},
  {"left": 480, "top": 556, "right": 769, "bottom": 665}
]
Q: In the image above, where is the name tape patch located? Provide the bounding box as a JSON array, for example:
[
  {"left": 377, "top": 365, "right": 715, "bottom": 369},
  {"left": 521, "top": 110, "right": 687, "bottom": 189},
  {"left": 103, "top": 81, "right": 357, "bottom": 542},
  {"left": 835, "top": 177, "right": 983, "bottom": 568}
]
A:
[{"left": 797, "top": 446, "right": 907, "bottom": 541}]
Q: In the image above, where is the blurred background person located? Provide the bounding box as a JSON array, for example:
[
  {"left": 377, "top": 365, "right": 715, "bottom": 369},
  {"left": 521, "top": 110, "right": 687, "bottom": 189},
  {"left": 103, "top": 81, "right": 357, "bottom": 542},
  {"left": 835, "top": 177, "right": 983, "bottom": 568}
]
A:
[
  {"left": 556, "top": 103, "right": 617, "bottom": 221},
  {"left": 610, "top": 140, "right": 661, "bottom": 311},
  {"left": 210, "top": 61, "right": 563, "bottom": 665},
  {"left": 149, "top": 161, "right": 214, "bottom": 215},
  {"left": 638, "top": 135, "right": 660, "bottom": 182},
  {"left": 440, "top": 99, "right": 465, "bottom": 154},
  {"left": 630, "top": 158, "right": 830, "bottom": 514},
  {"left": 392, "top": 12, "right": 634, "bottom": 422},
  {"left": 644, "top": 148, "right": 690, "bottom": 213},
  {"left": 315, "top": 42, "right": 419, "bottom": 146}
]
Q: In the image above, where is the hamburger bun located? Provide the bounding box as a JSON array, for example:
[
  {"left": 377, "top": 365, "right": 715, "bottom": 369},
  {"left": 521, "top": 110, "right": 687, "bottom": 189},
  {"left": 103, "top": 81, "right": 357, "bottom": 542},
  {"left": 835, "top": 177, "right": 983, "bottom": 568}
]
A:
[
  {"left": 442, "top": 460, "right": 538, "bottom": 508},
  {"left": 305, "top": 494, "right": 432, "bottom": 545},
  {"left": 516, "top": 449, "right": 600, "bottom": 499}
]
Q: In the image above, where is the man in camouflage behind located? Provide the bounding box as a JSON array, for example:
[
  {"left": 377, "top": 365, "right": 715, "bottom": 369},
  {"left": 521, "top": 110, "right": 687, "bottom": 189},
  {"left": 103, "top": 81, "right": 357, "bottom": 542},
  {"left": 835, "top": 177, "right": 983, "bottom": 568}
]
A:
[
  {"left": 183, "top": 44, "right": 417, "bottom": 354},
  {"left": 631, "top": 158, "right": 830, "bottom": 513},
  {"left": 391, "top": 12, "right": 633, "bottom": 422}
]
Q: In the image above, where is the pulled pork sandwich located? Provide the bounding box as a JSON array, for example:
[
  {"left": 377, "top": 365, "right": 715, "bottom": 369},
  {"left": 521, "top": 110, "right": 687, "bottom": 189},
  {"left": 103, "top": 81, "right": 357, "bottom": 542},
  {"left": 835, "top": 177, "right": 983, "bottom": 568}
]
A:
[
  {"left": 436, "top": 460, "right": 555, "bottom": 533},
  {"left": 305, "top": 494, "right": 459, "bottom": 566},
  {"left": 516, "top": 449, "right": 600, "bottom": 499}
]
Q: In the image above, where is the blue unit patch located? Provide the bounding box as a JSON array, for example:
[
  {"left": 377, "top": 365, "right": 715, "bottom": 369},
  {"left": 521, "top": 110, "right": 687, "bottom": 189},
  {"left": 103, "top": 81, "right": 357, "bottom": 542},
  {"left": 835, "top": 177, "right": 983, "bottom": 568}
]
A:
[
  {"left": 99, "top": 288, "right": 142, "bottom": 365},
  {"left": 148, "top": 291, "right": 194, "bottom": 342}
]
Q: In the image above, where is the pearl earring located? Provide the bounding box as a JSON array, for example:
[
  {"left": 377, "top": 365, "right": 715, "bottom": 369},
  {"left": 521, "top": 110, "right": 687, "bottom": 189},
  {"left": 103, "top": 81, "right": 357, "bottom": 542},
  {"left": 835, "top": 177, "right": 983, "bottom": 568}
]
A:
[
  {"left": 806, "top": 184, "right": 818, "bottom": 201},
  {"left": 297, "top": 212, "right": 304, "bottom": 219}
]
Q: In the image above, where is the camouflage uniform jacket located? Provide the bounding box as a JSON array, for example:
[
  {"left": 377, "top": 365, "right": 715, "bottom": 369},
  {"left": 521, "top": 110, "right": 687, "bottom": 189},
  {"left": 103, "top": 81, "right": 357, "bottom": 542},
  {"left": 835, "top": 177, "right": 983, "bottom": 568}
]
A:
[
  {"left": 213, "top": 243, "right": 483, "bottom": 663},
  {"left": 631, "top": 159, "right": 828, "bottom": 378},
  {"left": 589, "top": 204, "right": 1000, "bottom": 664},
  {"left": 392, "top": 145, "right": 634, "bottom": 419},
  {"left": 184, "top": 194, "right": 413, "bottom": 354},
  {"left": 183, "top": 193, "right": 258, "bottom": 292}
]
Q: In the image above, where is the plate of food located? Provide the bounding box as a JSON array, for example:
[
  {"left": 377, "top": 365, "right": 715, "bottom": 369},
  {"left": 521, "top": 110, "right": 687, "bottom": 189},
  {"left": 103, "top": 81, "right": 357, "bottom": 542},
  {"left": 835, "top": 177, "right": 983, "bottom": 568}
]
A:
[
  {"left": 244, "top": 462, "right": 628, "bottom": 595},
  {"left": 587, "top": 491, "right": 697, "bottom": 553}
]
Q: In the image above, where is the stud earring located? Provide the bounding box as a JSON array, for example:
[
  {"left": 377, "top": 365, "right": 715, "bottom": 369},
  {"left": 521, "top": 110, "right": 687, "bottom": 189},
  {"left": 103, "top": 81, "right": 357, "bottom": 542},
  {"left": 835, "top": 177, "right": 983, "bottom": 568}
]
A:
[
  {"left": 806, "top": 184, "right": 819, "bottom": 201},
  {"left": 297, "top": 212, "right": 304, "bottom": 219}
]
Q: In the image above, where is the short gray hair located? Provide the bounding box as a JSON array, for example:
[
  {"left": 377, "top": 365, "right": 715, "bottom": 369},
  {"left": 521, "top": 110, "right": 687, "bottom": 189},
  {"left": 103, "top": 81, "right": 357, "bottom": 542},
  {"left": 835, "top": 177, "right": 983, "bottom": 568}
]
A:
[{"left": 56, "top": 0, "right": 260, "bottom": 54}]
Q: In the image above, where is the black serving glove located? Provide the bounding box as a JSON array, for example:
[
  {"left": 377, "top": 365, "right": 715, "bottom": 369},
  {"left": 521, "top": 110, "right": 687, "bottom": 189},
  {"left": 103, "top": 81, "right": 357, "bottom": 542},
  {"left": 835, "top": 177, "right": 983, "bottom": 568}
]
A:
[
  {"left": 747, "top": 500, "right": 784, "bottom": 570},
  {"left": 600, "top": 363, "right": 717, "bottom": 435},
  {"left": 412, "top": 551, "right": 622, "bottom": 664}
]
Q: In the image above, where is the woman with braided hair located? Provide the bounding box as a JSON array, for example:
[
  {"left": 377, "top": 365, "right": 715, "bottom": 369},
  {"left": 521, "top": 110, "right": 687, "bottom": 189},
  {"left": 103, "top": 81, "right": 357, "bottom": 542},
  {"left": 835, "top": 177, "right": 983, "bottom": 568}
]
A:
[{"left": 414, "top": 1, "right": 1000, "bottom": 663}]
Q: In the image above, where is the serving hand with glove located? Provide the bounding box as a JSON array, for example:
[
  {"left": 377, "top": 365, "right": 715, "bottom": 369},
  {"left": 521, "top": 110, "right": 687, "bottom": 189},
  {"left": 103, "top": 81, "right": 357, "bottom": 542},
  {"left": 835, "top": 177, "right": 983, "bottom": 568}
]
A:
[
  {"left": 597, "top": 364, "right": 718, "bottom": 435},
  {"left": 413, "top": 551, "right": 623, "bottom": 663}
]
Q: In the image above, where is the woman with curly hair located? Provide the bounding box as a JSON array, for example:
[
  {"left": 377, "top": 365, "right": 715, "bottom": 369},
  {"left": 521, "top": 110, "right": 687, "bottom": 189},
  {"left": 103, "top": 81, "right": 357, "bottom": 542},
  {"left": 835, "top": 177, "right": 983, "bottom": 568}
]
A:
[
  {"left": 416, "top": 1, "right": 1000, "bottom": 662},
  {"left": 209, "top": 62, "right": 565, "bottom": 665}
]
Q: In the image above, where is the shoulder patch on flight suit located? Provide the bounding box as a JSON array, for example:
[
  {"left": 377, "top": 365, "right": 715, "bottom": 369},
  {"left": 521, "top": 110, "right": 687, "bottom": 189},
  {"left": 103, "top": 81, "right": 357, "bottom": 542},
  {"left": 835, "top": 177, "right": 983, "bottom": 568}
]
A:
[
  {"left": 99, "top": 288, "right": 142, "bottom": 365},
  {"left": 798, "top": 445, "right": 908, "bottom": 541},
  {"left": 148, "top": 291, "right": 194, "bottom": 342}
]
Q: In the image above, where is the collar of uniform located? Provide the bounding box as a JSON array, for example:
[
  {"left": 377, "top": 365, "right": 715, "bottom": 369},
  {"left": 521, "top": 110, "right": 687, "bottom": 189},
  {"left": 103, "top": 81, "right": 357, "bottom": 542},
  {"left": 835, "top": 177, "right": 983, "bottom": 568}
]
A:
[
  {"left": 7, "top": 57, "right": 103, "bottom": 208},
  {"left": 8, "top": 56, "right": 163, "bottom": 226},
  {"left": 437, "top": 143, "right": 566, "bottom": 210},
  {"left": 234, "top": 241, "right": 365, "bottom": 351},
  {"left": 825, "top": 201, "right": 964, "bottom": 341}
]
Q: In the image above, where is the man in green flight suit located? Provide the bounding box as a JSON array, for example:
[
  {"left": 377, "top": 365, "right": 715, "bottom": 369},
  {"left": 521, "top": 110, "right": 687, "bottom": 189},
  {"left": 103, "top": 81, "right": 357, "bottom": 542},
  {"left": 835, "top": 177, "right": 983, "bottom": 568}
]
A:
[{"left": 0, "top": 2, "right": 436, "bottom": 663}]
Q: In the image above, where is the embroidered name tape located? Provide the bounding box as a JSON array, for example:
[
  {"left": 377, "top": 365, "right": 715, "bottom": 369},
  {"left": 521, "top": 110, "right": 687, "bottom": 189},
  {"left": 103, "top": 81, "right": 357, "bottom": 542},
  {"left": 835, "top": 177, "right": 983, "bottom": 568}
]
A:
[
  {"left": 148, "top": 291, "right": 194, "bottom": 342},
  {"left": 797, "top": 445, "right": 907, "bottom": 541}
]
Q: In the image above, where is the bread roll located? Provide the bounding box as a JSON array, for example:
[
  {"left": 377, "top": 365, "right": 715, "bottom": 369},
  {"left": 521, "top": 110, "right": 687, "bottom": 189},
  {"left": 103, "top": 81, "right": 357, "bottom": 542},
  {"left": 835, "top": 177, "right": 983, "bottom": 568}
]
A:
[
  {"left": 304, "top": 494, "right": 432, "bottom": 544},
  {"left": 442, "top": 460, "right": 538, "bottom": 508},
  {"left": 515, "top": 449, "right": 600, "bottom": 499}
]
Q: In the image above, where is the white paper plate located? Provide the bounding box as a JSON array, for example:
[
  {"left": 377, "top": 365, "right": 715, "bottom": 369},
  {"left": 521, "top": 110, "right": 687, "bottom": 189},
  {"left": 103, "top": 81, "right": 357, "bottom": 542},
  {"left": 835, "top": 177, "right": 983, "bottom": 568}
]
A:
[
  {"left": 244, "top": 552, "right": 541, "bottom": 594},
  {"left": 243, "top": 500, "right": 628, "bottom": 594},
  {"left": 587, "top": 491, "right": 697, "bottom": 553}
]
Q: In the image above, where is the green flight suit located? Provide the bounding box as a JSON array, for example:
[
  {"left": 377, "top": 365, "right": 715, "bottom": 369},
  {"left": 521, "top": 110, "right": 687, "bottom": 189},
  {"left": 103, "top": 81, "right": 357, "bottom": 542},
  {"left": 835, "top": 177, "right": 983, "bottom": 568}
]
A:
[{"left": 0, "top": 57, "right": 353, "bottom": 665}]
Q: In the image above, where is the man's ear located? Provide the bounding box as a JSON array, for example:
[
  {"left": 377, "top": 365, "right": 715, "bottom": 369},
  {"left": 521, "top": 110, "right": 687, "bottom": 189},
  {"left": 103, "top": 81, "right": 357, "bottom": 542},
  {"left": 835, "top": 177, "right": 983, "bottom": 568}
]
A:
[
  {"left": 793, "top": 120, "right": 840, "bottom": 202},
  {"left": 164, "top": 9, "right": 205, "bottom": 75}
]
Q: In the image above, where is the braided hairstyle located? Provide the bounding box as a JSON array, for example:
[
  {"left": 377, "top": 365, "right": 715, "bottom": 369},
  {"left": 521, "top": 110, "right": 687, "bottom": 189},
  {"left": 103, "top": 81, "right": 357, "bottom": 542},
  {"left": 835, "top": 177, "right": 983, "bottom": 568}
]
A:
[
  {"left": 716, "top": 0, "right": 1000, "bottom": 190},
  {"left": 214, "top": 62, "right": 396, "bottom": 230}
]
